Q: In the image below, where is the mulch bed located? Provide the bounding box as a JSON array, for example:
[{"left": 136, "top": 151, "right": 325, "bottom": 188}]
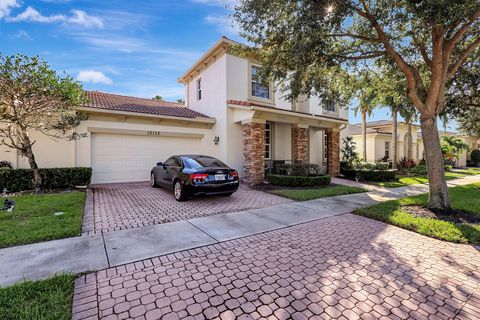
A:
[{"left": 402, "top": 205, "right": 480, "bottom": 224}]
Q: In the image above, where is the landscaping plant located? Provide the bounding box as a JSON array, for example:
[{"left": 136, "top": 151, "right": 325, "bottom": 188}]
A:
[
  {"left": 441, "top": 136, "right": 470, "bottom": 166},
  {"left": 0, "top": 55, "right": 88, "bottom": 192},
  {"left": 340, "top": 137, "right": 359, "bottom": 169},
  {"left": 234, "top": 0, "right": 480, "bottom": 212}
]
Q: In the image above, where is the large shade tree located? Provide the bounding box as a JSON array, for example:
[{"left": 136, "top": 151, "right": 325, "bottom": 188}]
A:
[
  {"left": 0, "top": 54, "right": 87, "bottom": 192},
  {"left": 234, "top": 0, "right": 480, "bottom": 211}
]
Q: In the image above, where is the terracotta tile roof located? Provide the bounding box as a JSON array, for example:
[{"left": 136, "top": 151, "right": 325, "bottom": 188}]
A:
[
  {"left": 227, "top": 100, "right": 348, "bottom": 122},
  {"left": 84, "top": 91, "right": 211, "bottom": 119}
]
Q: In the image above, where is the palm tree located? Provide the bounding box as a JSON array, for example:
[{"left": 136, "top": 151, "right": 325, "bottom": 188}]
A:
[
  {"left": 353, "top": 102, "right": 376, "bottom": 161},
  {"left": 352, "top": 72, "right": 380, "bottom": 161},
  {"left": 399, "top": 106, "right": 417, "bottom": 160},
  {"left": 386, "top": 96, "right": 398, "bottom": 168}
]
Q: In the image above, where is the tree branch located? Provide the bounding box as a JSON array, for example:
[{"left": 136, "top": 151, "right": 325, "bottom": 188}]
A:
[
  {"left": 333, "top": 51, "right": 386, "bottom": 60},
  {"left": 412, "top": 36, "right": 432, "bottom": 67},
  {"left": 447, "top": 38, "right": 480, "bottom": 78},
  {"left": 356, "top": 5, "right": 427, "bottom": 112},
  {"left": 446, "top": 9, "right": 480, "bottom": 50},
  {"left": 326, "top": 33, "right": 381, "bottom": 43}
]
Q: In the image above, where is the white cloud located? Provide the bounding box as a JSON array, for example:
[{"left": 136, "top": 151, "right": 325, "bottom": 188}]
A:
[
  {"left": 13, "top": 29, "right": 31, "bottom": 39},
  {"left": 77, "top": 70, "right": 113, "bottom": 84},
  {"left": 0, "top": 0, "right": 19, "bottom": 19},
  {"left": 7, "top": 6, "right": 103, "bottom": 28},
  {"left": 192, "top": 0, "right": 236, "bottom": 7},
  {"left": 8, "top": 6, "right": 66, "bottom": 23},
  {"left": 68, "top": 10, "right": 103, "bottom": 28},
  {"left": 205, "top": 14, "right": 239, "bottom": 35}
]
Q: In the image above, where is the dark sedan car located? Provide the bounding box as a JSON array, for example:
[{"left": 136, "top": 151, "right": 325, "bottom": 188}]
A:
[{"left": 150, "top": 155, "right": 239, "bottom": 201}]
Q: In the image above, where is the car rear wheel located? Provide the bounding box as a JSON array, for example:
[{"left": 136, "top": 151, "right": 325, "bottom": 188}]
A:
[
  {"left": 150, "top": 172, "right": 158, "bottom": 188},
  {"left": 173, "top": 180, "right": 187, "bottom": 201}
]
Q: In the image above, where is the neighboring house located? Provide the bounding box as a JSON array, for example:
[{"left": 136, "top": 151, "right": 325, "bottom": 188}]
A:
[
  {"left": 0, "top": 37, "right": 348, "bottom": 184},
  {"left": 343, "top": 120, "right": 480, "bottom": 166}
]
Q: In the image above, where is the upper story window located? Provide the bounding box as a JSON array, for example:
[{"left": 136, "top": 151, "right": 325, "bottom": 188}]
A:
[
  {"left": 324, "top": 100, "right": 336, "bottom": 112},
  {"left": 251, "top": 65, "right": 270, "bottom": 99},
  {"left": 196, "top": 78, "right": 202, "bottom": 101}
]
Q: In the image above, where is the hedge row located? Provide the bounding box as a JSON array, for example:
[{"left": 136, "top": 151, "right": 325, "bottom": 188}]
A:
[
  {"left": 340, "top": 168, "right": 397, "bottom": 182},
  {"left": 0, "top": 167, "right": 92, "bottom": 192},
  {"left": 266, "top": 174, "right": 331, "bottom": 187}
]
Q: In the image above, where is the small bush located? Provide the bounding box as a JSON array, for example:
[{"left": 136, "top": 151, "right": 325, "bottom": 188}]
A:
[
  {"left": 275, "top": 163, "right": 322, "bottom": 177},
  {"left": 266, "top": 174, "right": 331, "bottom": 187},
  {"left": 355, "top": 162, "right": 389, "bottom": 170},
  {"left": 398, "top": 157, "right": 416, "bottom": 174},
  {"left": 471, "top": 149, "right": 480, "bottom": 165},
  {"left": 444, "top": 164, "right": 453, "bottom": 172},
  {"left": 407, "top": 165, "right": 427, "bottom": 175},
  {"left": 0, "top": 167, "right": 92, "bottom": 192},
  {"left": 341, "top": 168, "right": 398, "bottom": 182},
  {"left": 0, "top": 161, "right": 12, "bottom": 169}
]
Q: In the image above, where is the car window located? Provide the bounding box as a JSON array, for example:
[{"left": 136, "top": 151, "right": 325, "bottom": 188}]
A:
[
  {"left": 184, "top": 157, "right": 227, "bottom": 169},
  {"left": 164, "top": 157, "right": 177, "bottom": 166}
]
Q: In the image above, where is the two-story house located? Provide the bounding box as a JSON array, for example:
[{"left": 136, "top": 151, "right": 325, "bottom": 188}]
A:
[
  {"left": 343, "top": 120, "right": 480, "bottom": 166},
  {"left": 178, "top": 37, "right": 348, "bottom": 184},
  {"left": 0, "top": 37, "right": 348, "bottom": 184}
]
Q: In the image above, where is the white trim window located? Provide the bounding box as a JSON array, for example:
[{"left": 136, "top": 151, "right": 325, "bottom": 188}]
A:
[
  {"left": 251, "top": 65, "right": 270, "bottom": 99},
  {"left": 385, "top": 141, "right": 390, "bottom": 159},
  {"left": 324, "top": 100, "right": 336, "bottom": 112},
  {"left": 196, "top": 78, "right": 202, "bottom": 101},
  {"left": 264, "top": 123, "right": 272, "bottom": 160}
]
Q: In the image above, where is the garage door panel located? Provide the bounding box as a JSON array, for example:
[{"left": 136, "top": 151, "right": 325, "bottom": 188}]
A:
[{"left": 92, "top": 133, "right": 201, "bottom": 183}]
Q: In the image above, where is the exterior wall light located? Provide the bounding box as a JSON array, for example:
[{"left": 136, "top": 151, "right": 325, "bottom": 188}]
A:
[{"left": 214, "top": 136, "right": 220, "bottom": 145}]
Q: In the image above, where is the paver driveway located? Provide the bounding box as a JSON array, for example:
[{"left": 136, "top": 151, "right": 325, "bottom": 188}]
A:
[
  {"left": 73, "top": 214, "right": 480, "bottom": 320},
  {"left": 82, "top": 182, "right": 291, "bottom": 234}
]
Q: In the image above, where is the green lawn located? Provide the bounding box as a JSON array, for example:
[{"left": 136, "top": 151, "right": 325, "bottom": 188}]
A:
[
  {"left": 0, "top": 274, "right": 76, "bottom": 320},
  {"left": 375, "top": 171, "right": 466, "bottom": 188},
  {"left": 453, "top": 167, "right": 480, "bottom": 175},
  {"left": 269, "top": 185, "right": 367, "bottom": 201},
  {"left": 355, "top": 183, "right": 480, "bottom": 244},
  {"left": 0, "top": 191, "right": 85, "bottom": 249}
]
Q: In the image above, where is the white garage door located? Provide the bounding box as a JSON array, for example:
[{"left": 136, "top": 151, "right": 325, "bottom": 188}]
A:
[{"left": 91, "top": 133, "right": 201, "bottom": 183}]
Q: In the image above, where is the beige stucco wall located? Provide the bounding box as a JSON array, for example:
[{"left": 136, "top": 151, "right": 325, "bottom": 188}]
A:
[{"left": 1, "top": 113, "right": 217, "bottom": 173}]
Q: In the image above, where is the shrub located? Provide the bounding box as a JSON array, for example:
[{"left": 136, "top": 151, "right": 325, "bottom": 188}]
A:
[
  {"left": 444, "top": 164, "right": 453, "bottom": 172},
  {"left": 398, "top": 157, "right": 416, "bottom": 173},
  {"left": 407, "top": 165, "right": 427, "bottom": 175},
  {"left": 472, "top": 149, "right": 480, "bottom": 165},
  {"left": 0, "top": 167, "right": 92, "bottom": 192},
  {"left": 340, "top": 168, "right": 398, "bottom": 182},
  {"left": 266, "top": 174, "right": 331, "bottom": 187},
  {"left": 355, "top": 162, "right": 389, "bottom": 170},
  {"left": 275, "top": 163, "right": 322, "bottom": 177},
  {"left": 0, "top": 161, "right": 12, "bottom": 169}
]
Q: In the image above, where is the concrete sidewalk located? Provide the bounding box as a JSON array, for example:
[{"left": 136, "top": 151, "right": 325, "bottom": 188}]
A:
[{"left": 1, "top": 174, "right": 479, "bottom": 287}]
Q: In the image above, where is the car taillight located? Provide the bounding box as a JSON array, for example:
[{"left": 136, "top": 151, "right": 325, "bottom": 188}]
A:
[
  {"left": 229, "top": 171, "right": 239, "bottom": 178},
  {"left": 190, "top": 173, "right": 208, "bottom": 183}
]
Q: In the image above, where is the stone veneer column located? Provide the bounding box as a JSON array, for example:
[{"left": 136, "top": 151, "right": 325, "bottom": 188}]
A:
[
  {"left": 243, "top": 122, "right": 265, "bottom": 185},
  {"left": 291, "top": 126, "right": 309, "bottom": 163},
  {"left": 327, "top": 128, "right": 340, "bottom": 177}
]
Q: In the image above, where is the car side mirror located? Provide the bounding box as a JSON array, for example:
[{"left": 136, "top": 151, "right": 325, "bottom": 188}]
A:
[{"left": 157, "top": 162, "right": 163, "bottom": 167}]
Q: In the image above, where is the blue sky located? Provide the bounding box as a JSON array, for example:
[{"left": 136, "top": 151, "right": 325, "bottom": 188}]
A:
[{"left": 0, "top": 0, "right": 456, "bottom": 129}]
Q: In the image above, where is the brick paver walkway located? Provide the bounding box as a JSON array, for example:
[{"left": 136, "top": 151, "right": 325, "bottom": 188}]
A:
[
  {"left": 82, "top": 182, "right": 291, "bottom": 235},
  {"left": 73, "top": 214, "right": 480, "bottom": 319}
]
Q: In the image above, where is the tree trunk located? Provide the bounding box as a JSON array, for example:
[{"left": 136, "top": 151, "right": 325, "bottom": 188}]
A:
[
  {"left": 362, "top": 110, "right": 367, "bottom": 161},
  {"left": 24, "top": 143, "right": 42, "bottom": 193},
  {"left": 407, "top": 121, "right": 412, "bottom": 159},
  {"left": 420, "top": 117, "right": 451, "bottom": 211},
  {"left": 392, "top": 109, "right": 398, "bottom": 168}
]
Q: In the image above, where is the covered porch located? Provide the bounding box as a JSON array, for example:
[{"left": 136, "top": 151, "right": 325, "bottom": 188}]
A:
[{"left": 228, "top": 102, "right": 347, "bottom": 185}]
